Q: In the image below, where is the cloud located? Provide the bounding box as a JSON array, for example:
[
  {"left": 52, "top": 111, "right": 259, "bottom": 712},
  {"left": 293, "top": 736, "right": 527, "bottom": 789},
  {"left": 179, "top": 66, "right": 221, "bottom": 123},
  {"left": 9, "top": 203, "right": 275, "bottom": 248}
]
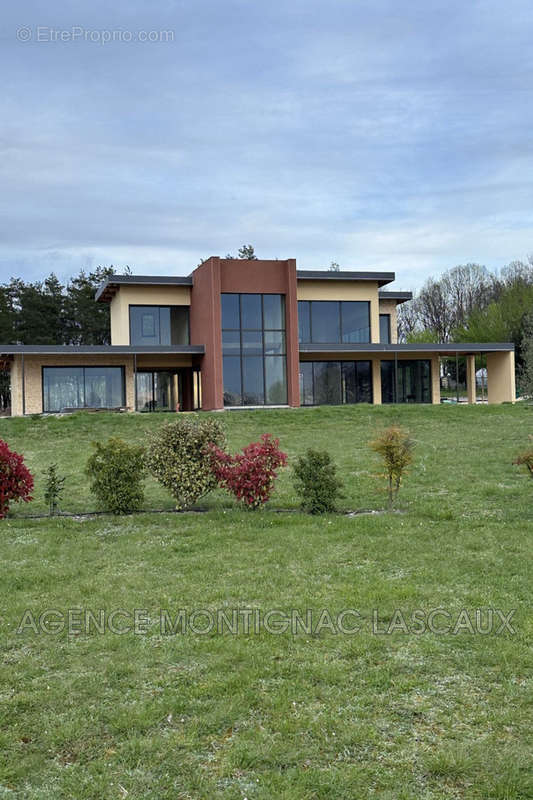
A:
[{"left": 0, "top": 0, "right": 532, "bottom": 288}]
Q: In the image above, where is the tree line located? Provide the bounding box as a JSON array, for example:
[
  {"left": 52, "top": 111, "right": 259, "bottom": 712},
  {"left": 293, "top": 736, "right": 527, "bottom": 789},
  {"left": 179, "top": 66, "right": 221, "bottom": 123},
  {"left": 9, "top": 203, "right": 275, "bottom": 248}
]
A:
[
  {"left": 398, "top": 257, "right": 533, "bottom": 391},
  {"left": 0, "top": 266, "right": 120, "bottom": 346}
]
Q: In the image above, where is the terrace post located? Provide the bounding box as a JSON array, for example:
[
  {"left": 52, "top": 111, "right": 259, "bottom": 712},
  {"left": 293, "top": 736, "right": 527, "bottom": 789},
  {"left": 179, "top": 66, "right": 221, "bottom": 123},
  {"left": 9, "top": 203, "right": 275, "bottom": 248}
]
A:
[
  {"left": 486, "top": 350, "right": 516, "bottom": 404},
  {"left": 466, "top": 354, "right": 476, "bottom": 404},
  {"left": 372, "top": 358, "right": 382, "bottom": 404}
]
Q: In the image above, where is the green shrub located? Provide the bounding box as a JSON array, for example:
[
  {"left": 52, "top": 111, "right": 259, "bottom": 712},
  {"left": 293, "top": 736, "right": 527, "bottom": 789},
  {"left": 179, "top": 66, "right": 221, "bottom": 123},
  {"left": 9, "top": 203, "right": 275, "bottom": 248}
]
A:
[
  {"left": 145, "top": 417, "right": 225, "bottom": 510},
  {"left": 370, "top": 425, "right": 415, "bottom": 509},
  {"left": 86, "top": 438, "right": 145, "bottom": 514},
  {"left": 292, "top": 449, "right": 344, "bottom": 514}
]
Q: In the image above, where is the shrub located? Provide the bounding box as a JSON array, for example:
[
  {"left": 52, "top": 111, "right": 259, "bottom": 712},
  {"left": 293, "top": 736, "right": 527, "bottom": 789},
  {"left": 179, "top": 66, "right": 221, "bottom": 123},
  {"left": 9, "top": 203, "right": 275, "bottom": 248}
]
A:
[
  {"left": 43, "top": 463, "right": 66, "bottom": 516},
  {"left": 513, "top": 436, "right": 533, "bottom": 478},
  {"left": 209, "top": 433, "right": 287, "bottom": 509},
  {"left": 370, "top": 425, "right": 415, "bottom": 509},
  {"left": 145, "top": 417, "right": 225, "bottom": 510},
  {"left": 0, "top": 439, "right": 34, "bottom": 518},
  {"left": 292, "top": 449, "right": 344, "bottom": 514},
  {"left": 86, "top": 438, "right": 145, "bottom": 514}
]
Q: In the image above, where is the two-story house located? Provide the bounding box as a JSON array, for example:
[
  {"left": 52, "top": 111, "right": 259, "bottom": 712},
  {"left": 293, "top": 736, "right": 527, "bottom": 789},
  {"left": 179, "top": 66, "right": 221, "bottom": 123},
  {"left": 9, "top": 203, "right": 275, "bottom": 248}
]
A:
[{"left": 1, "top": 257, "right": 516, "bottom": 415}]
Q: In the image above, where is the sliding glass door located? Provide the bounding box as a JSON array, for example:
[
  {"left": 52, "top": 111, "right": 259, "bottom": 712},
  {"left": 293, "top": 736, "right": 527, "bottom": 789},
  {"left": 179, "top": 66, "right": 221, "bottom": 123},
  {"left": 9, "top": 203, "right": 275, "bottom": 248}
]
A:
[
  {"left": 381, "top": 360, "right": 432, "bottom": 403},
  {"left": 135, "top": 371, "right": 181, "bottom": 412},
  {"left": 299, "top": 361, "right": 373, "bottom": 405}
]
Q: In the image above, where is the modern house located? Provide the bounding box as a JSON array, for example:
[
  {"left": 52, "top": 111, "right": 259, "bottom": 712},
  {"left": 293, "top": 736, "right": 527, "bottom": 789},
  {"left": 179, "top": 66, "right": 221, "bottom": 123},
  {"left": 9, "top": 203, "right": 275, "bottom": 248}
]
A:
[{"left": 1, "top": 257, "right": 516, "bottom": 415}]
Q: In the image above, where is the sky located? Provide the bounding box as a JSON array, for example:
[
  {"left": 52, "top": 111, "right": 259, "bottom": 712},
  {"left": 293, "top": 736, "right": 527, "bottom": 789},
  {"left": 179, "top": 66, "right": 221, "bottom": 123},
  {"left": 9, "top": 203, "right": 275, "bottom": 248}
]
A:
[{"left": 1, "top": 0, "right": 532, "bottom": 290}]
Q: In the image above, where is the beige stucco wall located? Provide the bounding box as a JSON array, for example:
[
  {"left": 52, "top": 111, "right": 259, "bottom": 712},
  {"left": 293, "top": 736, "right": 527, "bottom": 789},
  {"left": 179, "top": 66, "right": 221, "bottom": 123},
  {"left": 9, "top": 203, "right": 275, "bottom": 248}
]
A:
[
  {"left": 378, "top": 299, "right": 398, "bottom": 343},
  {"left": 110, "top": 285, "right": 192, "bottom": 345},
  {"left": 486, "top": 350, "right": 516, "bottom": 404},
  {"left": 296, "top": 280, "right": 381, "bottom": 344},
  {"left": 10, "top": 354, "right": 136, "bottom": 415}
]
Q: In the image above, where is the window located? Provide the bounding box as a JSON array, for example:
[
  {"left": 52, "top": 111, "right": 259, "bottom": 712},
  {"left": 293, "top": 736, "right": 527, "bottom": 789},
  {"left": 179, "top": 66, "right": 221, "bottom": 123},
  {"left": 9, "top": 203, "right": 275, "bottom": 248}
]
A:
[
  {"left": 222, "top": 293, "right": 287, "bottom": 406},
  {"left": 299, "top": 361, "right": 372, "bottom": 405},
  {"left": 42, "top": 366, "right": 125, "bottom": 412},
  {"left": 298, "top": 301, "right": 370, "bottom": 343},
  {"left": 129, "top": 306, "right": 189, "bottom": 346},
  {"left": 379, "top": 314, "right": 391, "bottom": 344},
  {"left": 381, "top": 359, "right": 432, "bottom": 403}
]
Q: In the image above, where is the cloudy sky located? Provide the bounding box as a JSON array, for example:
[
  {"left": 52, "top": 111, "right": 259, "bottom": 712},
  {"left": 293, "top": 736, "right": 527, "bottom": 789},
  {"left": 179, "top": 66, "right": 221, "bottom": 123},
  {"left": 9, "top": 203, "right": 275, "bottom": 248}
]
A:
[{"left": 2, "top": 0, "right": 532, "bottom": 289}]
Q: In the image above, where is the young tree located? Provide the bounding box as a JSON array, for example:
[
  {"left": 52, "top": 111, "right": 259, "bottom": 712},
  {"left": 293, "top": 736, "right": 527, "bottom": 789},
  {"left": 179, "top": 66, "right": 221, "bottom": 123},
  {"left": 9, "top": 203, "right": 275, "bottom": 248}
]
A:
[
  {"left": 237, "top": 244, "right": 258, "bottom": 260},
  {"left": 370, "top": 426, "right": 415, "bottom": 509}
]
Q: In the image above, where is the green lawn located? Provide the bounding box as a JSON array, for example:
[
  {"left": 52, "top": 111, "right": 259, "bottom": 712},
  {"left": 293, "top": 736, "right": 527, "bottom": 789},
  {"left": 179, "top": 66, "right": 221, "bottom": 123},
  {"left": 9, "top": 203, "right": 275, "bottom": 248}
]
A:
[{"left": 1, "top": 405, "right": 532, "bottom": 798}]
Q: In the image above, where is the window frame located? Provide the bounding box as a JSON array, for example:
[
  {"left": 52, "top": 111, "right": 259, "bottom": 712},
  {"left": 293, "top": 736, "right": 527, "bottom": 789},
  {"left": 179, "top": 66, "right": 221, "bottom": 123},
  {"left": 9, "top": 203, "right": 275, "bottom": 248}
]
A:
[
  {"left": 379, "top": 313, "right": 391, "bottom": 344},
  {"left": 129, "top": 304, "right": 190, "bottom": 346},
  {"left": 298, "top": 300, "right": 371, "bottom": 344},
  {"left": 41, "top": 365, "right": 126, "bottom": 413},
  {"left": 298, "top": 360, "right": 373, "bottom": 406},
  {"left": 221, "top": 293, "right": 287, "bottom": 406}
]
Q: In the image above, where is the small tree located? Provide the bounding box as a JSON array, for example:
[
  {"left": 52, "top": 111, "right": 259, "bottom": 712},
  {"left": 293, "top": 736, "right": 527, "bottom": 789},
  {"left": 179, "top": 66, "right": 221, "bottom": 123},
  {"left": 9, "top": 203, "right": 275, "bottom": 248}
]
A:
[
  {"left": 145, "top": 417, "right": 225, "bottom": 510},
  {"left": 0, "top": 439, "right": 34, "bottom": 518},
  {"left": 209, "top": 434, "right": 287, "bottom": 509},
  {"left": 86, "top": 438, "right": 145, "bottom": 514},
  {"left": 43, "top": 464, "right": 66, "bottom": 516},
  {"left": 293, "top": 449, "right": 343, "bottom": 514},
  {"left": 370, "top": 426, "right": 415, "bottom": 509}
]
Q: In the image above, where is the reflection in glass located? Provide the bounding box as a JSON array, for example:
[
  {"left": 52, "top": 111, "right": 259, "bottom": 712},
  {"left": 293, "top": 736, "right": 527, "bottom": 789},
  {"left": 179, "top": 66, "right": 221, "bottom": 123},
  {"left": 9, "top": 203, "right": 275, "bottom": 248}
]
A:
[
  {"left": 265, "top": 357, "right": 287, "bottom": 404},
  {"left": 43, "top": 367, "right": 124, "bottom": 412},
  {"left": 242, "top": 357, "right": 264, "bottom": 405},
  {"left": 299, "top": 361, "right": 373, "bottom": 405}
]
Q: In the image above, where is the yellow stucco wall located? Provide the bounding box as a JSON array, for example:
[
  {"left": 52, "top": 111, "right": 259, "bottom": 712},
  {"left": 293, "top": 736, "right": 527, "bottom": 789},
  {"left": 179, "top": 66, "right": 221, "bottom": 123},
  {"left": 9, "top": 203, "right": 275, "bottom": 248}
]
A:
[
  {"left": 486, "top": 350, "right": 516, "bottom": 404},
  {"left": 110, "top": 285, "right": 192, "bottom": 345},
  {"left": 296, "top": 280, "right": 380, "bottom": 343}
]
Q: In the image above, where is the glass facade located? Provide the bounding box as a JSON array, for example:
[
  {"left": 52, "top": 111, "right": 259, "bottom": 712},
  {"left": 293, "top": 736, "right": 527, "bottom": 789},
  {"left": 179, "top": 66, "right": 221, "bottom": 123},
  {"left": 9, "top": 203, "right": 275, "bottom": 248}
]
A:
[
  {"left": 42, "top": 366, "right": 125, "bottom": 412},
  {"left": 379, "top": 314, "right": 391, "bottom": 344},
  {"left": 130, "top": 306, "right": 189, "bottom": 346},
  {"left": 298, "top": 300, "right": 371, "bottom": 344},
  {"left": 299, "top": 361, "right": 373, "bottom": 405},
  {"left": 381, "top": 359, "right": 432, "bottom": 403},
  {"left": 135, "top": 369, "right": 201, "bottom": 412},
  {"left": 222, "top": 293, "right": 287, "bottom": 406}
]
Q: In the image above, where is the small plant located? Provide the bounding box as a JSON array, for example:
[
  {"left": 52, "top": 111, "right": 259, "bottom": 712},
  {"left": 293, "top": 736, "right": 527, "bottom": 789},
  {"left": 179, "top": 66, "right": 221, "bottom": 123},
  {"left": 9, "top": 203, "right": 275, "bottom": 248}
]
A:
[
  {"left": 209, "top": 433, "right": 287, "bottom": 509},
  {"left": 145, "top": 417, "right": 225, "bottom": 510},
  {"left": 43, "top": 463, "right": 66, "bottom": 516},
  {"left": 86, "top": 438, "right": 145, "bottom": 514},
  {"left": 292, "top": 449, "right": 344, "bottom": 514},
  {"left": 0, "top": 439, "right": 34, "bottom": 518},
  {"left": 370, "top": 425, "right": 415, "bottom": 509},
  {"left": 513, "top": 435, "right": 533, "bottom": 478}
]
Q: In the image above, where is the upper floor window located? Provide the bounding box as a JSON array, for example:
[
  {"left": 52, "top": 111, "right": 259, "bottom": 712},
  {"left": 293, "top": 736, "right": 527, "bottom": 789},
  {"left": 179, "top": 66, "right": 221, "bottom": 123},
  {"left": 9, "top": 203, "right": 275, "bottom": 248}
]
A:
[
  {"left": 379, "top": 313, "right": 391, "bottom": 344},
  {"left": 221, "top": 293, "right": 287, "bottom": 406},
  {"left": 129, "top": 306, "right": 189, "bottom": 346},
  {"left": 298, "top": 300, "right": 370, "bottom": 344}
]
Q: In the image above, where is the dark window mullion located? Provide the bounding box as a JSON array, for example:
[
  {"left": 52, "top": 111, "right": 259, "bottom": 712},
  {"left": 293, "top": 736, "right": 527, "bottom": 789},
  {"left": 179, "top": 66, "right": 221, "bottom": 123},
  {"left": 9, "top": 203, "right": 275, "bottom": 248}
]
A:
[
  {"left": 261, "top": 295, "right": 266, "bottom": 405},
  {"left": 339, "top": 302, "right": 342, "bottom": 344}
]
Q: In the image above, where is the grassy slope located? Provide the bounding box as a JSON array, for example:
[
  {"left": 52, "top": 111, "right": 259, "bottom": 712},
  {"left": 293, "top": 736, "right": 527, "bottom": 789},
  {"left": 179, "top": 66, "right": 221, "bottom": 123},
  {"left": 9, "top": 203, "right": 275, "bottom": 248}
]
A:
[{"left": 1, "top": 405, "right": 532, "bottom": 799}]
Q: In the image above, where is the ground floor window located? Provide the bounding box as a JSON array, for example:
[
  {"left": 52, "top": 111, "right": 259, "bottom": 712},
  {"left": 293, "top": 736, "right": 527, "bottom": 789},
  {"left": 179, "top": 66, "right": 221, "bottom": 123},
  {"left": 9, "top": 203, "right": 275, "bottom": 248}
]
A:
[
  {"left": 381, "top": 359, "right": 432, "bottom": 403},
  {"left": 42, "top": 366, "right": 125, "bottom": 412},
  {"left": 136, "top": 370, "right": 180, "bottom": 411},
  {"left": 299, "top": 360, "right": 372, "bottom": 405},
  {"left": 135, "top": 368, "right": 201, "bottom": 412}
]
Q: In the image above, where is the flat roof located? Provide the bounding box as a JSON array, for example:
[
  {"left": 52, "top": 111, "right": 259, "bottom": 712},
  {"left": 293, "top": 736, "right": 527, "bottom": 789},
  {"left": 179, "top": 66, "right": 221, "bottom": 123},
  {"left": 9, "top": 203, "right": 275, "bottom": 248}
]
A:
[
  {"left": 0, "top": 344, "right": 204, "bottom": 356},
  {"left": 297, "top": 270, "right": 395, "bottom": 287},
  {"left": 96, "top": 275, "right": 192, "bottom": 303},
  {"left": 299, "top": 342, "right": 514, "bottom": 354},
  {"left": 378, "top": 290, "right": 413, "bottom": 304}
]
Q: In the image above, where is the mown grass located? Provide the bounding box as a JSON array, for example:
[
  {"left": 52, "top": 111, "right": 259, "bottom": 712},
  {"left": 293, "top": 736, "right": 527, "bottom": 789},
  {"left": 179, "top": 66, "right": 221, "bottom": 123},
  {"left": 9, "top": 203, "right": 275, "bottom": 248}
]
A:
[{"left": 1, "top": 404, "right": 532, "bottom": 798}]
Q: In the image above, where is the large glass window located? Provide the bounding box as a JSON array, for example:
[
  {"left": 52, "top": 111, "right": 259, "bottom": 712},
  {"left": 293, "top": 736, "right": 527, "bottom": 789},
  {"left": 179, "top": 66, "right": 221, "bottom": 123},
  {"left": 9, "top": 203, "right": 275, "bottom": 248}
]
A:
[
  {"left": 381, "top": 359, "right": 432, "bottom": 403},
  {"left": 129, "top": 306, "right": 189, "bottom": 346},
  {"left": 222, "top": 293, "right": 287, "bottom": 406},
  {"left": 379, "top": 314, "right": 391, "bottom": 344},
  {"left": 298, "top": 301, "right": 371, "bottom": 343},
  {"left": 43, "top": 366, "right": 125, "bottom": 412},
  {"left": 299, "top": 361, "right": 373, "bottom": 405}
]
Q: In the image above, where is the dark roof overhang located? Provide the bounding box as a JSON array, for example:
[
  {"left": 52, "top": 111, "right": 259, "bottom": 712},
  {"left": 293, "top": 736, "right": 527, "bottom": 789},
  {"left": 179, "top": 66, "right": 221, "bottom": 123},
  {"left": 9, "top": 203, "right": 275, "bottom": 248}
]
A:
[
  {"left": 297, "top": 270, "right": 395, "bottom": 287},
  {"left": 298, "top": 342, "right": 514, "bottom": 355},
  {"left": 95, "top": 275, "right": 193, "bottom": 303},
  {"left": 0, "top": 344, "right": 204, "bottom": 356}
]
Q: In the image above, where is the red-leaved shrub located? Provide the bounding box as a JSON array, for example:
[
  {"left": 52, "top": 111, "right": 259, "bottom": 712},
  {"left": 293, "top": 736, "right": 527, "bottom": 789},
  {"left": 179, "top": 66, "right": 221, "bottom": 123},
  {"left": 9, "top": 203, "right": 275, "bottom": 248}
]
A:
[
  {"left": 209, "top": 434, "right": 287, "bottom": 509},
  {"left": 0, "top": 439, "right": 34, "bottom": 518}
]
